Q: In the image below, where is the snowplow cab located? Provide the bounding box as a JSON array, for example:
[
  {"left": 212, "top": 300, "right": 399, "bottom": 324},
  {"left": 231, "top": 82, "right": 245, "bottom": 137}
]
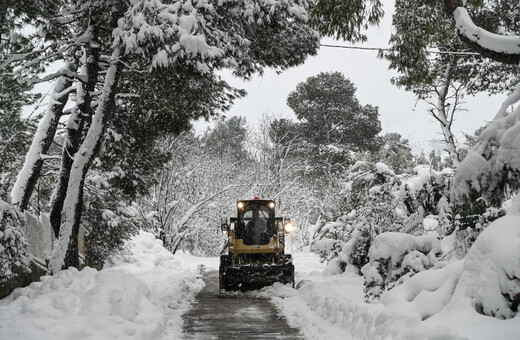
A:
[{"left": 219, "top": 199, "right": 295, "bottom": 292}]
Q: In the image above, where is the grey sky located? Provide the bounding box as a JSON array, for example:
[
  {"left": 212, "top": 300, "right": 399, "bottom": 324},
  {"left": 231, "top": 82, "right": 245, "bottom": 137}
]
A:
[{"left": 196, "top": 3, "right": 507, "bottom": 154}]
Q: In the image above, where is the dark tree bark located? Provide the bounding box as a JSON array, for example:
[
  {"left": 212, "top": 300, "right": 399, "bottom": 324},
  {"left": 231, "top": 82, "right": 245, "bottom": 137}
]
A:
[
  {"left": 56, "top": 48, "right": 124, "bottom": 271},
  {"left": 11, "top": 76, "right": 72, "bottom": 211},
  {"left": 49, "top": 23, "right": 100, "bottom": 239}
]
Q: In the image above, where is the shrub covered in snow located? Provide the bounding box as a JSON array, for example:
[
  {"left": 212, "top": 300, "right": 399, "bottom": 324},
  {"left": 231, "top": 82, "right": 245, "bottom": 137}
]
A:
[
  {"left": 451, "top": 215, "right": 520, "bottom": 319},
  {"left": 362, "top": 232, "right": 442, "bottom": 301},
  {"left": 398, "top": 165, "right": 454, "bottom": 236},
  {"left": 314, "top": 162, "right": 454, "bottom": 277},
  {"left": 0, "top": 199, "right": 30, "bottom": 284},
  {"left": 380, "top": 214, "right": 520, "bottom": 331},
  {"left": 313, "top": 161, "right": 405, "bottom": 273}
]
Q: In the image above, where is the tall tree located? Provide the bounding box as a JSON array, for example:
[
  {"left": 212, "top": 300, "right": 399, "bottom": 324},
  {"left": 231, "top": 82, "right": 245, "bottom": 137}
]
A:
[{"left": 285, "top": 71, "right": 382, "bottom": 178}]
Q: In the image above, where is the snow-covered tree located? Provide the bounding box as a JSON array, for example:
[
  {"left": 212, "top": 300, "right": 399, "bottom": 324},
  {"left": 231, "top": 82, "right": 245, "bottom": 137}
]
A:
[
  {"left": 309, "top": 0, "right": 384, "bottom": 42},
  {"left": 383, "top": 0, "right": 519, "bottom": 165},
  {"left": 370, "top": 133, "right": 414, "bottom": 174},
  {"left": 444, "top": 0, "right": 520, "bottom": 219},
  {"left": 4, "top": 0, "right": 320, "bottom": 272}
]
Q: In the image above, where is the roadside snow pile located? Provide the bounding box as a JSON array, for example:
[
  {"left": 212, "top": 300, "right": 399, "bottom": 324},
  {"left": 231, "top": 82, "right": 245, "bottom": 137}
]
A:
[
  {"left": 0, "top": 230, "right": 210, "bottom": 339},
  {"left": 382, "top": 261, "right": 464, "bottom": 320},
  {"left": 260, "top": 251, "right": 463, "bottom": 340},
  {"left": 0, "top": 268, "right": 163, "bottom": 339}
]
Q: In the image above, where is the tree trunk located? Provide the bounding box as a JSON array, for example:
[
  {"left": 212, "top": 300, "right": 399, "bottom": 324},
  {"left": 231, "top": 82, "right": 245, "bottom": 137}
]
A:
[
  {"left": 49, "top": 25, "right": 100, "bottom": 238},
  {"left": 434, "top": 58, "right": 461, "bottom": 166},
  {"left": 50, "top": 47, "right": 123, "bottom": 272},
  {"left": 11, "top": 75, "right": 72, "bottom": 211}
]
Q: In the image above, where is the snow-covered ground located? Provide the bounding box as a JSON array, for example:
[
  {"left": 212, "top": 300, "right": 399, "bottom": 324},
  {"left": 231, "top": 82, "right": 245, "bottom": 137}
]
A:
[
  {"left": 2, "top": 229, "right": 519, "bottom": 339},
  {"left": 0, "top": 231, "right": 218, "bottom": 339},
  {"left": 258, "top": 251, "right": 463, "bottom": 340},
  {"left": 261, "top": 222, "right": 520, "bottom": 340}
]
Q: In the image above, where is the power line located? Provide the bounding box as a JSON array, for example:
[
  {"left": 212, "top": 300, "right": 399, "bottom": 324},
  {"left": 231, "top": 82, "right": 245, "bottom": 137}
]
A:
[{"left": 319, "top": 43, "right": 482, "bottom": 56}]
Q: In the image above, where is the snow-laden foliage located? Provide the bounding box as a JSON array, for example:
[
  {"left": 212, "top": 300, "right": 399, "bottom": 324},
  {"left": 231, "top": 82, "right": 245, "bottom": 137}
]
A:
[
  {"left": 398, "top": 165, "right": 454, "bottom": 236},
  {"left": 115, "top": 0, "right": 319, "bottom": 76},
  {"left": 453, "top": 84, "right": 520, "bottom": 208},
  {"left": 0, "top": 199, "right": 30, "bottom": 283},
  {"left": 0, "top": 112, "right": 35, "bottom": 198},
  {"left": 453, "top": 215, "right": 520, "bottom": 319},
  {"left": 83, "top": 199, "right": 139, "bottom": 268},
  {"left": 313, "top": 161, "right": 403, "bottom": 275},
  {"left": 362, "top": 232, "right": 442, "bottom": 301},
  {"left": 382, "top": 214, "right": 520, "bottom": 322},
  {"left": 313, "top": 161, "right": 453, "bottom": 277}
]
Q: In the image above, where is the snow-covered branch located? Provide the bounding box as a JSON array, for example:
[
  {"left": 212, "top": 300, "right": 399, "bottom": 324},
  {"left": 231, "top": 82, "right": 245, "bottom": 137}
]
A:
[{"left": 444, "top": 0, "right": 520, "bottom": 64}]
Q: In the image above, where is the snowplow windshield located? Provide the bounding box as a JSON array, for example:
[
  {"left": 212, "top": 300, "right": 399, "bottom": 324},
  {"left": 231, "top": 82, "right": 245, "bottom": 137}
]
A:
[{"left": 236, "top": 201, "right": 275, "bottom": 245}]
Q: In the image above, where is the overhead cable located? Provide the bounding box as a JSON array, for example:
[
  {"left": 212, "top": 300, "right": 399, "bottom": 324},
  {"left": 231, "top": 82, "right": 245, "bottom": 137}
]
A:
[{"left": 320, "top": 43, "right": 482, "bottom": 56}]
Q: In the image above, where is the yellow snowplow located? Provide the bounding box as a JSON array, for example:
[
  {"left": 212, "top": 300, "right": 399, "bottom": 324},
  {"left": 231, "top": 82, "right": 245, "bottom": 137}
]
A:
[{"left": 219, "top": 198, "right": 295, "bottom": 292}]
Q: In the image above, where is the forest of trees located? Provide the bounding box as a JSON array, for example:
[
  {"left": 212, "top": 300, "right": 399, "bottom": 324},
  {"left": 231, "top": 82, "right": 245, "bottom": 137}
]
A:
[{"left": 2, "top": 0, "right": 520, "bottom": 318}]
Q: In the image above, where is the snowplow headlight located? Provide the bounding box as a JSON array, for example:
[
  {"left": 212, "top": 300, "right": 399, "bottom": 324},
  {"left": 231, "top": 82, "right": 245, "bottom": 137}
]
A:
[
  {"left": 222, "top": 230, "right": 228, "bottom": 235},
  {"left": 237, "top": 202, "right": 244, "bottom": 209},
  {"left": 284, "top": 223, "right": 294, "bottom": 233},
  {"left": 268, "top": 202, "right": 275, "bottom": 209}
]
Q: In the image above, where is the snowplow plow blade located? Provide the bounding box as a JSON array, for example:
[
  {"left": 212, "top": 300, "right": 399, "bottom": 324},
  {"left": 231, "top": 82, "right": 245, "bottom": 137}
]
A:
[{"left": 219, "top": 261, "right": 294, "bottom": 292}]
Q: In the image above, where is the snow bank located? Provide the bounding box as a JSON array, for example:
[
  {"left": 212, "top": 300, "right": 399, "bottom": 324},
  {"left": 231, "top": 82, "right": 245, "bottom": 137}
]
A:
[
  {"left": 260, "top": 251, "right": 463, "bottom": 340},
  {"left": 0, "top": 231, "right": 211, "bottom": 339},
  {"left": 0, "top": 267, "right": 163, "bottom": 339},
  {"left": 382, "top": 261, "right": 464, "bottom": 321}
]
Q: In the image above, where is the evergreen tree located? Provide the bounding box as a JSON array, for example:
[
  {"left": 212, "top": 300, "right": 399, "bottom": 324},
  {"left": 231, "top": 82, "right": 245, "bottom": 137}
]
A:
[
  {"left": 285, "top": 72, "right": 382, "bottom": 178},
  {"left": 372, "top": 133, "right": 414, "bottom": 174}
]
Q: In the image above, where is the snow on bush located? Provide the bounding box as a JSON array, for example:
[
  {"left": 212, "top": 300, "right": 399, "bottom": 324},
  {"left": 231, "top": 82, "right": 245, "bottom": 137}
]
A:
[
  {"left": 0, "top": 199, "right": 30, "bottom": 283},
  {"left": 452, "top": 84, "right": 520, "bottom": 206},
  {"left": 362, "top": 232, "right": 442, "bottom": 301},
  {"left": 382, "top": 261, "right": 464, "bottom": 321},
  {"left": 381, "top": 215, "right": 520, "bottom": 325},
  {"left": 315, "top": 162, "right": 456, "bottom": 278},
  {"left": 398, "top": 165, "right": 453, "bottom": 236},
  {"left": 450, "top": 215, "right": 520, "bottom": 319}
]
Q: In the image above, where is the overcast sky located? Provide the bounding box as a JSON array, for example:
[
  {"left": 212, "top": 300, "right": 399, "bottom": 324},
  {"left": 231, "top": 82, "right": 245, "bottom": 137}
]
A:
[{"left": 196, "top": 3, "right": 508, "bottom": 154}]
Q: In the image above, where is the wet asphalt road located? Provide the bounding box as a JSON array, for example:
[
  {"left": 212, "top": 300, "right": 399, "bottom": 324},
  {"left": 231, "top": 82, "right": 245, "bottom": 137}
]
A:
[{"left": 182, "top": 271, "right": 302, "bottom": 339}]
